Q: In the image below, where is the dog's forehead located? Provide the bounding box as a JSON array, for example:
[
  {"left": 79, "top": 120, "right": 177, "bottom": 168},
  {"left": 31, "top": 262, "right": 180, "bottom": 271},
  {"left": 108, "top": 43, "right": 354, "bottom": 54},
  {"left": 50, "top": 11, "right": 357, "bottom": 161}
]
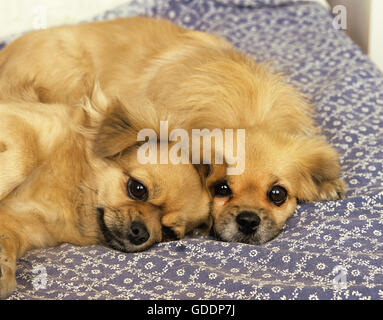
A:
[
  {"left": 228, "top": 170, "right": 275, "bottom": 193},
  {"left": 222, "top": 149, "right": 291, "bottom": 191},
  {"left": 123, "top": 155, "right": 201, "bottom": 193},
  {"left": 243, "top": 132, "right": 297, "bottom": 169},
  {"left": 149, "top": 162, "right": 201, "bottom": 189}
]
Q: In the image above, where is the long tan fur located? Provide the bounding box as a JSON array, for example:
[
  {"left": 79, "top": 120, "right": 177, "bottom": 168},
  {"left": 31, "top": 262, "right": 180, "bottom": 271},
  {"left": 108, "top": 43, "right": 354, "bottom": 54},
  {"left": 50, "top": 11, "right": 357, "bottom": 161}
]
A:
[
  {"left": 0, "top": 86, "right": 211, "bottom": 298},
  {"left": 0, "top": 17, "right": 345, "bottom": 256}
]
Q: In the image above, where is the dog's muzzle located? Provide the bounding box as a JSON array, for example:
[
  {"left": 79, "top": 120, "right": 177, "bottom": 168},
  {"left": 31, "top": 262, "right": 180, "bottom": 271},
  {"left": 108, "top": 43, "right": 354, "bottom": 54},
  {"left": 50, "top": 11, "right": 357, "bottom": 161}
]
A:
[
  {"left": 236, "top": 211, "right": 261, "bottom": 235},
  {"left": 97, "top": 207, "right": 151, "bottom": 251},
  {"left": 127, "top": 221, "right": 150, "bottom": 245}
]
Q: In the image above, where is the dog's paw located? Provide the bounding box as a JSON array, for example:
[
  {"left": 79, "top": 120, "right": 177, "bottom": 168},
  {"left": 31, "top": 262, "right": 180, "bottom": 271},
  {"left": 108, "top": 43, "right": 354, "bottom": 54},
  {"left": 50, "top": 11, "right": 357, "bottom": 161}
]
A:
[
  {"left": 316, "top": 178, "right": 347, "bottom": 201},
  {"left": 161, "top": 215, "right": 186, "bottom": 241},
  {"left": 161, "top": 226, "right": 179, "bottom": 241},
  {"left": 0, "top": 262, "right": 16, "bottom": 299}
]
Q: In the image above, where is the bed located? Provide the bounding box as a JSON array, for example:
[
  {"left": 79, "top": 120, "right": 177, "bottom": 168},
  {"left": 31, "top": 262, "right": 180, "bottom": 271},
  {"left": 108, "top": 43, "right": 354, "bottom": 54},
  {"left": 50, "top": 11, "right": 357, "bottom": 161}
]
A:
[{"left": 2, "top": 0, "right": 383, "bottom": 300}]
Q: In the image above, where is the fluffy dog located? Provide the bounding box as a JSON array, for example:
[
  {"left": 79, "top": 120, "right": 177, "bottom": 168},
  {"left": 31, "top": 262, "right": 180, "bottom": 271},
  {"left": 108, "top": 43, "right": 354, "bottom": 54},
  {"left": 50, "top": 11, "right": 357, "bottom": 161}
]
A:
[
  {"left": 0, "top": 87, "right": 210, "bottom": 298},
  {"left": 0, "top": 17, "right": 345, "bottom": 247}
]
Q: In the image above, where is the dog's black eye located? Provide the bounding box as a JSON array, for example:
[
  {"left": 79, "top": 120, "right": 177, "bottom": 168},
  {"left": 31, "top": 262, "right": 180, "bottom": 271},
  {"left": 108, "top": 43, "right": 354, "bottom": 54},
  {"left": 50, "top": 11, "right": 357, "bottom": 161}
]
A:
[
  {"left": 268, "top": 185, "right": 288, "bottom": 206},
  {"left": 213, "top": 182, "right": 232, "bottom": 198},
  {"left": 127, "top": 178, "right": 148, "bottom": 201}
]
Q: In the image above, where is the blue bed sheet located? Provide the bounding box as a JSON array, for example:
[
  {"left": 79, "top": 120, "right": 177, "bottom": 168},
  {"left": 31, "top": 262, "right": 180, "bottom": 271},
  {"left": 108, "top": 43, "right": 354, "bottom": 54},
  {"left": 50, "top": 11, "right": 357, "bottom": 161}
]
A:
[{"left": 2, "top": 0, "right": 383, "bottom": 300}]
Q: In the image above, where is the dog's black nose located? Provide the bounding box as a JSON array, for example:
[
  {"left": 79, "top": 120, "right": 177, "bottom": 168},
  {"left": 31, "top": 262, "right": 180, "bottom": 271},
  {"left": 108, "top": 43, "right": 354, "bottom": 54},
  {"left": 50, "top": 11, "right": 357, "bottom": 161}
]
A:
[
  {"left": 128, "top": 221, "right": 150, "bottom": 245},
  {"left": 236, "top": 211, "right": 261, "bottom": 235}
]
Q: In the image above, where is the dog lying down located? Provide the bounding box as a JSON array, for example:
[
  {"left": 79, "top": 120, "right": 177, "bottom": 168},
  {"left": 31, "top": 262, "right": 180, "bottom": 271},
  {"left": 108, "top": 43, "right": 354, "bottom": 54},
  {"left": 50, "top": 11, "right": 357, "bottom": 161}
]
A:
[
  {"left": 0, "top": 87, "right": 211, "bottom": 298},
  {"left": 0, "top": 17, "right": 346, "bottom": 248}
]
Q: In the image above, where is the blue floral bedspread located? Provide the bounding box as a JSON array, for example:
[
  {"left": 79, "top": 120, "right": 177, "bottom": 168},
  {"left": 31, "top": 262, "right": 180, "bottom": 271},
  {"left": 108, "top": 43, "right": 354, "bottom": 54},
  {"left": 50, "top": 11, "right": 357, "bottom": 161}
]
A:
[{"left": 3, "top": 0, "right": 383, "bottom": 300}]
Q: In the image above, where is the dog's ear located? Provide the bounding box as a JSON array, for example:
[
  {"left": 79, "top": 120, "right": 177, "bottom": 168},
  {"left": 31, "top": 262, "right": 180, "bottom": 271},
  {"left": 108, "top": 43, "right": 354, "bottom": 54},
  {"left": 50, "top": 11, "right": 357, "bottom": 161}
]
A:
[
  {"left": 294, "top": 137, "right": 346, "bottom": 202},
  {"left": 93, "top": 100, "right": 139, "bottom": 158},
  {"left": 193, "top": 164, "right": 212, "bottom": 187}
]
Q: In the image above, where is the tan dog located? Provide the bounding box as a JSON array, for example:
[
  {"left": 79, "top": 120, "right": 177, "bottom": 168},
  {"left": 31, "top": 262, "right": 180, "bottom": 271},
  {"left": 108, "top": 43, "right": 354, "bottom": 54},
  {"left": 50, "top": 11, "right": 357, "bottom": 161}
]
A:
[
  {"left": 0, "top": 17, "right": 345, "bottom": 247},
  {"left": 0, "top": 87, "right": 210, "bottom": 298}
]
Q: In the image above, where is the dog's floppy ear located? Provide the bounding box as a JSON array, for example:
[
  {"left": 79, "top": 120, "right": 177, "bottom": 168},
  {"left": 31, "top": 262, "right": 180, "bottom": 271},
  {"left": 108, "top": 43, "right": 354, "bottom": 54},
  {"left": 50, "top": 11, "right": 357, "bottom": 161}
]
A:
[
  {"left": 294, "top": 137, "right": 346, "bottom": 202},
  {"left": 193, "top": 164, "right": 212, "bottom": 187},
  {"left": 93, "top": 100, "right": 139, "bottom": 158}
]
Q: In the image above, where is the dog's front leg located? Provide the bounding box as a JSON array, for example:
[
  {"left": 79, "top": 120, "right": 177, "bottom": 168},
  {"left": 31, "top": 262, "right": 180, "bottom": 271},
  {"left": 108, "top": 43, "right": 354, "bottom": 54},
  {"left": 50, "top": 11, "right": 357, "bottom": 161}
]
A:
[
  {"left": 0, "top": 117, "right": 39, "bottom": 201},
  {"left": 0, "top": 214, "right": 32, "bottom": 299}
]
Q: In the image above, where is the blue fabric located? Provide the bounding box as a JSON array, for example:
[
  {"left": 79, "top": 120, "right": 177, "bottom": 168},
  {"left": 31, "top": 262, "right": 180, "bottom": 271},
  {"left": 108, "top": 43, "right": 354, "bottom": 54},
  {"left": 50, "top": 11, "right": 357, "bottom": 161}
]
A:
[{"left": 3, "top": 0, "right": 383, "bottom": 300}]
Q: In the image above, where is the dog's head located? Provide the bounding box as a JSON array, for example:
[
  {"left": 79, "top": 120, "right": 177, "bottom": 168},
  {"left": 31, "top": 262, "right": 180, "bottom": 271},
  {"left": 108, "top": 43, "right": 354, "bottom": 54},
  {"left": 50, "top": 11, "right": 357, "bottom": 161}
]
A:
[
  {"left": 134, "top": 34, "right": 346, "bottom": 246},
  {"left": 84, "top": 91, "right": 211, "bottom": 252},
  {"left": 206, "top": 128, "right": 345, "bottom": 245},
  {"left": 93, "top": 148, "right": 210, "bottom": 252}
]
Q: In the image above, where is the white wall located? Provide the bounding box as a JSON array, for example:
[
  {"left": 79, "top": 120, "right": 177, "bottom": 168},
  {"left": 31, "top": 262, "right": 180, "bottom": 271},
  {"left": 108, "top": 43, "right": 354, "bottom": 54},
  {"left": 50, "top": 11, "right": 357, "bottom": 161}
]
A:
[
  {"left": 0, "top": 0, "right": 128, "bottom": 38},
  {"left": 369, "top": 0, "right": 383, "bottom": 72}
]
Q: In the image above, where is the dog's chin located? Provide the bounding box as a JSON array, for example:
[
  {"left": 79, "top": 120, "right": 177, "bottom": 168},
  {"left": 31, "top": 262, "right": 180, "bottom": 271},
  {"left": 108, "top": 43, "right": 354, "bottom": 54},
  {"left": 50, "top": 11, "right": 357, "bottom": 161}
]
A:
[
  {"left": 96, "top": 207, "right": 154, "bottom": 252},
  {"left": 212, "top": 220, "right": 280, "bottom": 245}
]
